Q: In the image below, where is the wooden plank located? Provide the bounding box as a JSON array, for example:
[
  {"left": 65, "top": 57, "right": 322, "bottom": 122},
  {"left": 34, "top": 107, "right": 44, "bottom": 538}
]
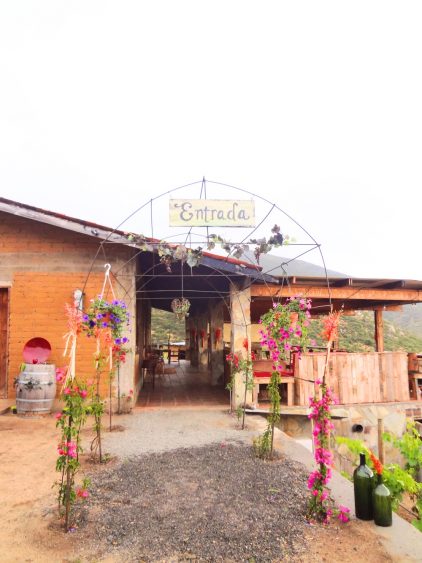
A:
[
  {"left": 330, "top": 353, "right": 340, "bottom": 400},
  {"left": 353, "top": 354, "right": 361, "bottom": 403},
  {"left": 394, "top": 352, "right": 409, "bottom": 401},
  {"left": 291, "top": 350, "right": 410, "bottom": 406},
  {"left": 250, "top": 284, "right": 422, "bottom": 302},
  {"left": 384, "top": 353, "right": 394, "bottom": 401},
  {"left": 398, "top": 353, "right": 410, "bottom": 401},
  {"left": 338, "top": 354, "right": 350, "bottom": 404},
  {"left": 372, "top": 353, "right": 382, "bottom": 402},
  {"left": 379, "top": 353, "right": 386, "bottom": 401},
  {"left": 394, "top": 353, "right": 401, "bottom": 401},
  {"left": 356, "top": 354, "right": 366, "bottom": 403}
]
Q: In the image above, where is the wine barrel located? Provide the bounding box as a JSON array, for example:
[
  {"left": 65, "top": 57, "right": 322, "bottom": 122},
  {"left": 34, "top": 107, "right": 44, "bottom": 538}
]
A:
[{"left": 15, "top": 364, "right": 56, "bottom": 416}]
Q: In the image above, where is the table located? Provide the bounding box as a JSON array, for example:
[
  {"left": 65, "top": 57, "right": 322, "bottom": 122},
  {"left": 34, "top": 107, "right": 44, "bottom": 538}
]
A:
[{"left": 252, "top": 375, "right": 295, "bottom": 407}]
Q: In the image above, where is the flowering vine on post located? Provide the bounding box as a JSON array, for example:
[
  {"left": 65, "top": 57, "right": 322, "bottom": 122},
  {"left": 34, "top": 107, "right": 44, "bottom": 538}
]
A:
[
  {"left": 82, "top": 297, "right": 130, "bottom": 462},
  {"left": 307, "top": 310, "right": 350, "bottom": 524},
  {"left": 257, "top": 296, "right": 312, "bottom": 458},
  {"left": 226, "top": 338, "right": 255, "bottom": 430},
  {"left": 226, "top": 338, "right": 255, "bottom": 429},
  {"left": 55, "top": 305, "right": 90, "bottom": 531},
  {"left": 56, "top": 377, "right": 90, "bottom": 531}
]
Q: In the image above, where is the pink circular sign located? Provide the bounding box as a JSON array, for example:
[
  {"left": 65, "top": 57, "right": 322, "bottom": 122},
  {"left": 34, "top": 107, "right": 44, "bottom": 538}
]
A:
[{"left": 23, "top": 337, "right": 52, "bottom": 364}]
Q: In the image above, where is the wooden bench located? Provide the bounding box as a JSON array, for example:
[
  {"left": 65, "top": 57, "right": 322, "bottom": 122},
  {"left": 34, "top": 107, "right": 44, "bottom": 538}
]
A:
[{"left": 252, "top": 359, "right": 295, "bottom": 407}]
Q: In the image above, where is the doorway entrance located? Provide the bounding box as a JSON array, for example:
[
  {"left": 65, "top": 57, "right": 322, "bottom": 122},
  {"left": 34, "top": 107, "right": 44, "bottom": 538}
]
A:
[{"left": 137, "top": 361, "right": 228, "bottom": 409}]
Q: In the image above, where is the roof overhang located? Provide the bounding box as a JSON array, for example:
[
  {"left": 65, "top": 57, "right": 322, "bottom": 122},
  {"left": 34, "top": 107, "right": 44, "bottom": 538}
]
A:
[{"left": 0, "top": 197, "right": 129, "bottom": 244}]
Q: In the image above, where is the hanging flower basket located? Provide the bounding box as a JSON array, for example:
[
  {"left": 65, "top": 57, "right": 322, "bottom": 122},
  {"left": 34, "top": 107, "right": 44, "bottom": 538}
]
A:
[{"left": 171, "top": 298, "right": 191, "bottom": 320}]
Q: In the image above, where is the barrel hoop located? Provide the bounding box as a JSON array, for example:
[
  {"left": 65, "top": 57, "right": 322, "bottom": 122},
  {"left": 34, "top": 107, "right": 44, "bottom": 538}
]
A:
[
  {"left": 17, "top": 381, "right": 53, "bottom": 386},
  {"left": 16, "top": 398, "right": 54, "bottom": 404}
]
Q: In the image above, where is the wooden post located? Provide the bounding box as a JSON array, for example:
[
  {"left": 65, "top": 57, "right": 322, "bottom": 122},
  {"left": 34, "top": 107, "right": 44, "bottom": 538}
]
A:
[
  {"left": 374, "top": 310, "right": 384, "bottom": 353},
  {"left": 377, "top": 418, "right": 385, "bottom": 464}
]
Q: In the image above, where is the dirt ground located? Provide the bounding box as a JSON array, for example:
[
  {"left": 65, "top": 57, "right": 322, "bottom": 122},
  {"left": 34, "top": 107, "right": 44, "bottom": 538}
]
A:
[{"left": 0, "top": 413, "right": 396, "bottom": 563}]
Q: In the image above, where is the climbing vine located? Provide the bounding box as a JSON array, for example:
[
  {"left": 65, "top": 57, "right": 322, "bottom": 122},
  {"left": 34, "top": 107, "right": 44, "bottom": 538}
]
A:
[
  {"left": 307, "top": 310, "right": 350, "bottom": 524},
  {"left": 226, "top": 339, "right": 255, "bottom": 429},
  {"left": 56, "top": 378, "right": 90, "bottom": 531},
  {"left": 55, "top": 305, "right": 90, "bottom": 531},
  {"left": 257, "top": 297, "right": 312, "bottom": 458},
  {"left": 82, "top": 297, "right": 130, "bottom": 461},
  {"left": 126, "top": 224, "right": 290, "bottom": 272}
]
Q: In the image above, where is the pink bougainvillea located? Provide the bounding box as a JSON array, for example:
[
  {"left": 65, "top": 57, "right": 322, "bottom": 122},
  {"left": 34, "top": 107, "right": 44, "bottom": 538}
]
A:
[{"left": 307, "top": 310, "right": 350, "bottom": 525}]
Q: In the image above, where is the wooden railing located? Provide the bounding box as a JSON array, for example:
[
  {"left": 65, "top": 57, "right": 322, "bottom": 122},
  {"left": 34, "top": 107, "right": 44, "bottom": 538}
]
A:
[{"left": 294, "top": 351, "right": 409, "bottom": 406}]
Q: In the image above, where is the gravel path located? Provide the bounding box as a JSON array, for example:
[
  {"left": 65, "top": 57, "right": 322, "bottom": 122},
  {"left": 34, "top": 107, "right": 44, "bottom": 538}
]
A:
[
  {"left": 97, "top": 409, "right": 261, "bottom": 457},
  {"left": 77, "top": 443, "right": 310, "bottom": 562}
]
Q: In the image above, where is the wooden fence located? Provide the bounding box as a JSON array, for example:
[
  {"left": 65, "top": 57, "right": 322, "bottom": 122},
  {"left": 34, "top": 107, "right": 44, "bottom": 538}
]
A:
[{"left": 295, "top": 351, "right": 409, "bottom": 405}]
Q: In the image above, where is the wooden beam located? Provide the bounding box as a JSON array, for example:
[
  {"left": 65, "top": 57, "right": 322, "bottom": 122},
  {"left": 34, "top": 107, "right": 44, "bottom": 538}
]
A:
[
  {"left": 373, "top": 305, "right": 403, "bottom": 312},
  {"left": 330, "top": 278, "right": 353, "bottom": 287},
  {"left": 379, "top": 281, "right": 406, "bottom": 289},
  {"left": 250, "top": 284, "right": 422, "bottom": 303},
  {"left": 374, "top": 310, "right": 384, "bottom": 353}
]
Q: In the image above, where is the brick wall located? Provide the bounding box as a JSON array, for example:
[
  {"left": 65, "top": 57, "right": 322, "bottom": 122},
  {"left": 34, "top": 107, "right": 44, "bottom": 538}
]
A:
[
  {"left": 1, "top": 212, "right": 137, "bottom": 399},
  {"left": 8, "top": 272, "right": 108, "bottom": 397}
]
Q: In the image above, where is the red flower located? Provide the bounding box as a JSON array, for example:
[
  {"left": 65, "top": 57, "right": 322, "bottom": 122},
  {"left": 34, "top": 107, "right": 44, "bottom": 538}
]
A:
[
  {"left": 322, "top": 311, "right": 341, "bottom": 342},
  {"left": 369, "top": 451, "right": 383, "bottom": 475},
  {"left": 214, "top": 328, "right": 222, "bottom": 344},
  {"left": 242, "top": 338, "right": 249, "bottom": 351}
]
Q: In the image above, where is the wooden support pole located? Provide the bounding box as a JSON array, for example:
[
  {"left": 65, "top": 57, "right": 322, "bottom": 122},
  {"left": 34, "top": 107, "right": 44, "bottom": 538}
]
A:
[
  {"left": 374, "top": 310, "right": 384, "bottom": 353},
  {"left": 377, "top": 418, "right": 385, "bottom": 464}
]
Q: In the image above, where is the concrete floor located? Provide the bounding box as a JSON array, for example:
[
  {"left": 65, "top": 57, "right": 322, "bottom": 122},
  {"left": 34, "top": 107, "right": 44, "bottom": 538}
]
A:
[{"left": 136, "top": 360, "right": 230, "bottom": 410}]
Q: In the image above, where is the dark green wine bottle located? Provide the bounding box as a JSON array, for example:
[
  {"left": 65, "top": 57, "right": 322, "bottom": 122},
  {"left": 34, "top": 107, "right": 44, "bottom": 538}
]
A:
[
  {"left": 373, "top": 474, "right": 392, "bottom": 527},
  {"left": 353, "top": 453, "right": 374, "bottom": 520}
]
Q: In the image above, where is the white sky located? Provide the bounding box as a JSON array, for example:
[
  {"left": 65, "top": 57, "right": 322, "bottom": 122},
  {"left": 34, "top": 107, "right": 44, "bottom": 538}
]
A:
[{"left": 1, "top": 1, "right": 421, "bottom": 280}]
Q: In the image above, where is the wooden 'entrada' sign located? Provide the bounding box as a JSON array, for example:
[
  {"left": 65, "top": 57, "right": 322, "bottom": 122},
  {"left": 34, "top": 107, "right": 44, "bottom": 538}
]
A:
[{"left": 169, "top": 199, "right": 255, "bottom": 227}]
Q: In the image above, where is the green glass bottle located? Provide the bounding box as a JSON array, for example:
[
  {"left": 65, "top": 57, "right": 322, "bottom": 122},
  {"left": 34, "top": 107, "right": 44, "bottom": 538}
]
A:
[
  {"left": 373, "top": 474, "right": 392, "bottom": 527},
  {"left": 353, "top": 453, "right": 374, "bottom": 520}
]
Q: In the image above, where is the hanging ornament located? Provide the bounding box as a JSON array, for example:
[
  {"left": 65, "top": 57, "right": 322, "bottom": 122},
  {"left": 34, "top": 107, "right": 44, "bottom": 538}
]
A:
[
  {"left": 171, "top": 298, "right": 191, "bottom": 320},
  {"left": 214, "top": 328, "right": 222, "bottom": 345}
]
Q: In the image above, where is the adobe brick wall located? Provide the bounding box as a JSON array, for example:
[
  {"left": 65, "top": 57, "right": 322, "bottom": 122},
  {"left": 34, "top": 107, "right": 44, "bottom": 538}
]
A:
[
  {"left": 0, "top": 212, "right": 137, "bottom": 400},
  {"left": 8, "top": 272, "right": 107, "bottom": 397}
]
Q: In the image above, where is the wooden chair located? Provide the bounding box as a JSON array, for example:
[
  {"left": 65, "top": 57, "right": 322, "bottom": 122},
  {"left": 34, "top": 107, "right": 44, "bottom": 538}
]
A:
[
  {"left": 252, "top": 359, "right": 295, "bottom": 407},
  {"left": 408, "top": 353, "right": 422, "bottom": 401},
  {"left": 409, "top": 374, "right": 422, "bottom": 401}
]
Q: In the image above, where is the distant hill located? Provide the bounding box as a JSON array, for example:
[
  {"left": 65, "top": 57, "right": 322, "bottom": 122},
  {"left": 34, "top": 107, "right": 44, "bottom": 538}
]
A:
[
  {"left": 309, "top": 311, "right": 422, "bottom": 353},
  {"left": 385, "top": 303, "right": 422, "bottom": 339},
  {"left": 151, "top": 308, "right": 186, "bottom": 345},
  {"left": 151, "top": 306, "right": 422, "bottom": 353}
]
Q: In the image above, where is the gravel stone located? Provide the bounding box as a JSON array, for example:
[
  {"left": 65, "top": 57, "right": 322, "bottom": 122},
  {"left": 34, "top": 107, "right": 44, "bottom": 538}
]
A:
[{"left": 77, "top": 443, "right": 311, "bottom": 562}]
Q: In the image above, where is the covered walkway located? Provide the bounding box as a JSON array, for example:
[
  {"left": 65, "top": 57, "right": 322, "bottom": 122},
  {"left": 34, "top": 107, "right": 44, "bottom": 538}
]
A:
[{"left": 136, "top": 360, "right": 229, "bottom": 409}]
